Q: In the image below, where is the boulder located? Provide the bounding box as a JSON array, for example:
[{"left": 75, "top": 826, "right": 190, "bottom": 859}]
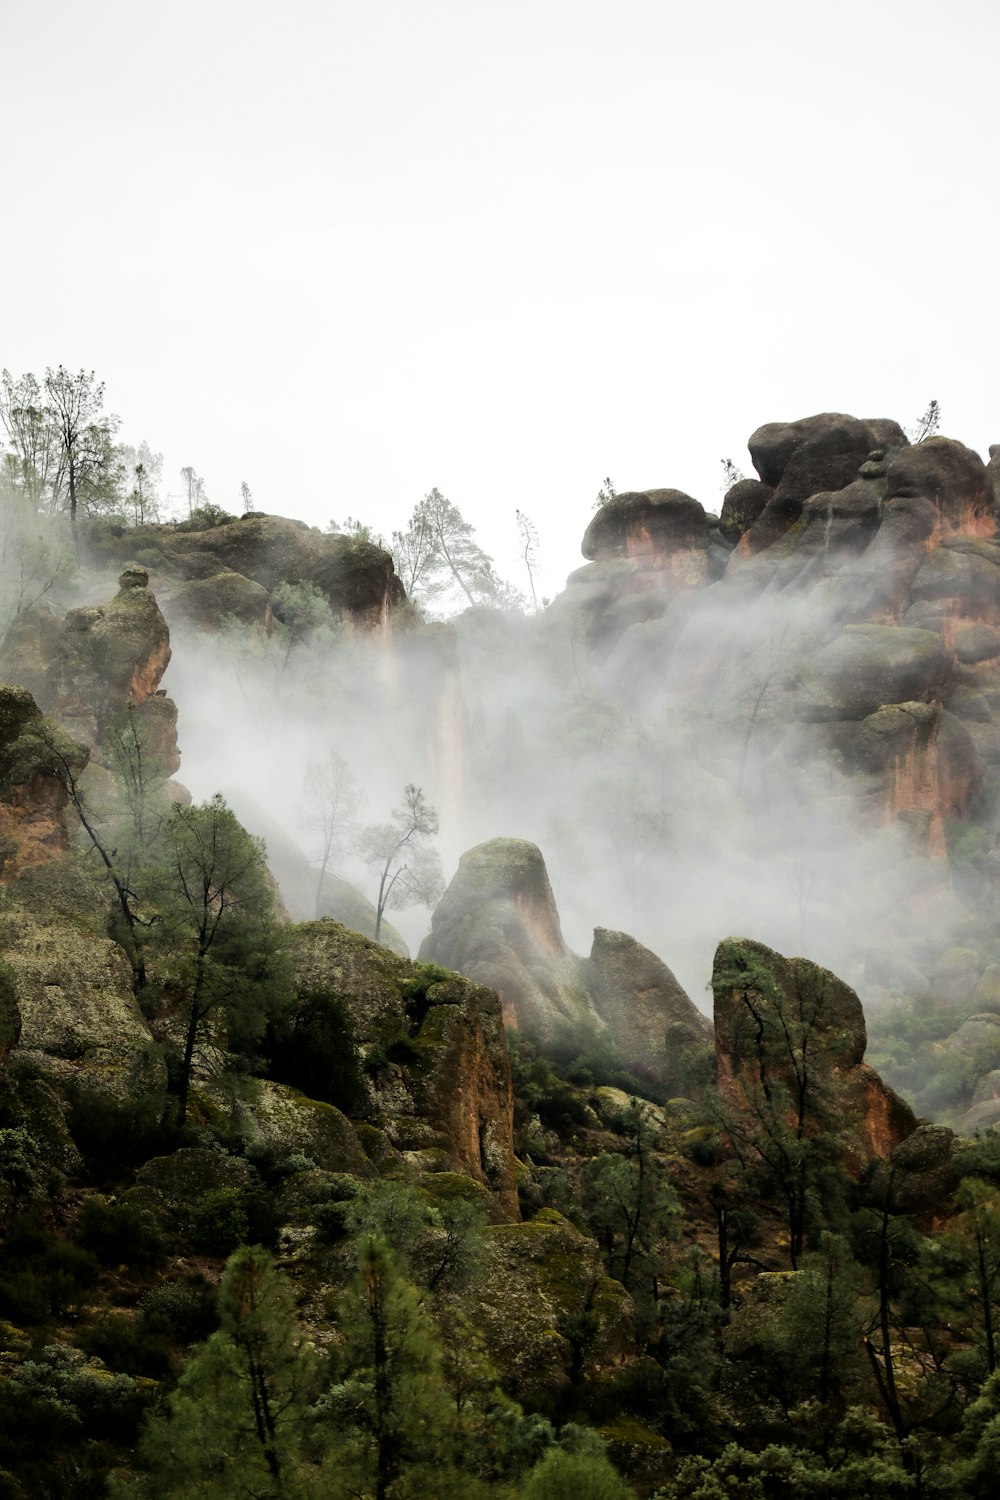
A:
[
  {"left": 719, "top": 478, "right": 772, "bottom": 542},
  {"left": 745, "top": 413, "right": 901, "bottom": 549},
  {"left": 420, "top": 838, "right": 593, "bottom": 1041},
  {"left": 884, "top": 437, "right": 993, "bottom": 537},
  {"left": 798, "top": 625, "right": 952, "bottom": 722},
  {"left": 586, "top": 927, "right": 711, "bottom": 1091},
  {"left": 165, "top": 570, "right": 272, "bottom": 632},
  {"left": 582, "top": 490, "right": 709, "bottom": 569},
  {"left": 479, "top": 1209, "right": 635, "bottom": 1401},
  {"left": 712, "top": 937, "right": 915, "bottom": 1166}
]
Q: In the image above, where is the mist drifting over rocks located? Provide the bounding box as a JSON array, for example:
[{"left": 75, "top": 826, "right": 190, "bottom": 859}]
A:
[{"left": 136, "top": 411, "right": 999, "bottom": 1067}]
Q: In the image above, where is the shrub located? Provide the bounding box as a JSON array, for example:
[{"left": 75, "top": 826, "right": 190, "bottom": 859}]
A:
[
  {"left": 190, "top": 1188, "right": 250, "bottom": 1256},
  {"left": 74, "top": 1197, "right": 167, "bottom": 1272},
  {"left": 0, "top": 1214, "right": 99, "bottom": 1324}
]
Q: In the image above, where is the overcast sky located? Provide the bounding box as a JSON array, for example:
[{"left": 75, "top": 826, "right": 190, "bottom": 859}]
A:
[{"left": 3, "top": 0, "right": 997, "bottom": 599}]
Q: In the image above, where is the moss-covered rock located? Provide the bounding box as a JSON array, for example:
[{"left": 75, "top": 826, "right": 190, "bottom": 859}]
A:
[
  {"left": 289, "top": 921, "right": 518, "bottom": 1217},
  {"left": 84, "top": 513, "right": 405, "bottom": 629},
  {"left": 479, "top": 1208, "right": 635, "bottom": 1401},
  {"left": 712, "top": 936, "right": 915, "bottom": 1166}
]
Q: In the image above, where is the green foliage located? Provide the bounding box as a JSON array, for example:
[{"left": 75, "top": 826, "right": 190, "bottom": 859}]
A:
[
  {"left": 175, "top": 501, "right": 236, "bottom": 530},
  {"left": 321, "top": 1234, "right": 461, "bottom": 1497},
  {"left": 138, "top": 1276, "right": 219, "bottom": 1344},
  {"left": 580, "top": 1103, "right": 681, "bottom": 1296},
  {"left": 74, "top": 1196, "right": 167, "bottom": 1272},
  {"left": 264, "top": 987, "right": 369, "bottom": 1116},
  {"left": 521, "top": 1445, "right": 635, "bottom": 1499},
  {"left": 189, "top": 1187, "right": 251, "bottom": 1256},
  {"left": 0, "top": 1213, "right": 99, "bottom": 1324},
  {"left": 125, "top": 1246, "right": 321, "bottom": 1499}
]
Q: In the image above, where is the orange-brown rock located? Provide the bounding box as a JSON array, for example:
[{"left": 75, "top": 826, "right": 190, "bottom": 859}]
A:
[
  {"left": 712, "top": 937, "right": 915, "bottom": 1168},
  {"left": 0, "top": 685, "right": 87, "bottom": 880},
  {"left": 291, "top": 920, "right": 519, "bottom": 1219}
]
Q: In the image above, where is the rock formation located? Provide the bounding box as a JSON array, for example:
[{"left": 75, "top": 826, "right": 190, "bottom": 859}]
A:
[
  {"left": 291, "top": 920, "right": 519, "bottom": 1219},
  {"left": 712, "top": 936, "right": 915, "bottom": 1167},
  {"left": 83, "top": 512, "right": 405, "bottom": 632},
  {"left": 421, "top": 837, "right": 711, "bottom": 1089},
  {"left": 0, "top": 567, "right": 180, "bottom": 778}
]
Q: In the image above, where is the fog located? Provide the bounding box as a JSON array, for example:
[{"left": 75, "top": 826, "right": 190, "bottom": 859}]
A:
[{"left": 159, "top": 531, "right": 967, "bottom": 1015}]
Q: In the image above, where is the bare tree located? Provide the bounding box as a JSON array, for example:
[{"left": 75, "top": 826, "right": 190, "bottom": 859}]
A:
[
  {"left": 301, "top": 751, "right": 363, "bottom": 916},
  {"left": 43, "top": 366, "right": 121, "bottom": 551},
  {"left": 357, "top": 784, "right": 443, "bottom": 943}
]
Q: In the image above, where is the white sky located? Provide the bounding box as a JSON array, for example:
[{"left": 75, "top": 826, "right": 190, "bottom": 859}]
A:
[{"left": 3, "top": 0, "right": 998, "bottom": 599}]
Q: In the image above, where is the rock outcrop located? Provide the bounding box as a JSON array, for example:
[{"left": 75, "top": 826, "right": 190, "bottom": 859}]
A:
[
  {"left": 420, "top": 839, "right": 588, "bottom": 1041},
  {"left": 712, "top": 936, "right": 915, "bottom": 1167},
  {"left": 0, "top": 568, "right": 179, "bottom": 776},
  {"left": 586, "top": 927, "right": 712, "bottom": 1091},
  {"left": 291, "top": 920, "right": 519, "bottom": 1219},
  {"left": 84, "top": 513, "right": 405, "bottom": 632},
  {"left": 422, "top": 838, "right": 712, "bottom": 1090}
]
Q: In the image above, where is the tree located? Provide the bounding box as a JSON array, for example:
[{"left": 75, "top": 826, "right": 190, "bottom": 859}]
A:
[
  {"left": 31, "top": 719, "right": 151, "bottom": 991},
  {"left": 122, "top": 1246, "right": 320, "bottom": 1499},
  {"left": 520, "top": 1446, "right": 635, "bottom": 1500},
  {"left": 391, "top": 488, "right": 516, "bottom": 612},
  {"left": 180, "top": 465, "right": 206, "bottom": 517},
  {"left": 907, "top": 400, "right": 941, "bottom": 443},
  {"left": 516, "top": 508, "right": 540, "bottom": 611},
  {"left": 592, "top": 476, "right": 616, "bottom": 510},
  {"left": 580, "top": 1100, "right": 681, "bottom": 1296},
  {"left": 0, "top": 369, "right": 65, "bottom": 511},
  {"left": 300, "top": 752, "right": 363, "bottom": 917},
  {"left": 152, "top": 794, "right": 284, "bottom": 1126},
  {"left": 43, "top": 366, "right": 121, "bottom": 551},
  {"left": 357, "top": 784, "right": 443, "bottom": 944},
  {"left": 117, "top": 441, "right": 163, "bottom": 526},
  {"left": 321, "top": 1236, "right": 457, "bottom": 1500}
]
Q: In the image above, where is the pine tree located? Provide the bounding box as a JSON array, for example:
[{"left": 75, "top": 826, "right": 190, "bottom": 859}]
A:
[
  {"left": 118, "top": 1247, "right": 321, "bottom": 1499},
  {"left": 321, "top": 1236, "right": 459, "bottom": 1500}
]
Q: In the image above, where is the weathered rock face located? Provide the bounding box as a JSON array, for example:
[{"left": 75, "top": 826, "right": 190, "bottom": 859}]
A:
[
  {"left": 712, "top": 937, "right": 915, "bottom": 1166},
  {"left": 0, "top": 685, "right": 87, "bottom": 879},
  {"left": 84, "top": 513, "right": 405, "bottom": 631},
  {"left": 290, "top": 920, "right": 519, "bottom": 1219},
  {"left": 797, "top": 625, "right": 953, "bottom": 723},
  {"left": 586, "top": 927, "right": 712, "bottom": 1091},
  {"left": 420, "top": 838, "right": 589, "bottom": 1041},
  {"left": 884, "top": 437, "right": 993, "bottom": 537},
  {"left": 0, "top": 569, "right": 179, "bottom": 775},
  {"left": 0, "top": 860, "right": 165, "bottom": 1102},
  {"left": 423, "top": 839, "right": 713, "bottom": 1091},
  {"left": 166, "top": 570, "right": 272, "bottom": 632},
  {"left": 745, "top": 412, "right": 905, "bottom": 551},
  {"left": 479, "top": 1209, "right": 635, "bottom": 1402}
]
